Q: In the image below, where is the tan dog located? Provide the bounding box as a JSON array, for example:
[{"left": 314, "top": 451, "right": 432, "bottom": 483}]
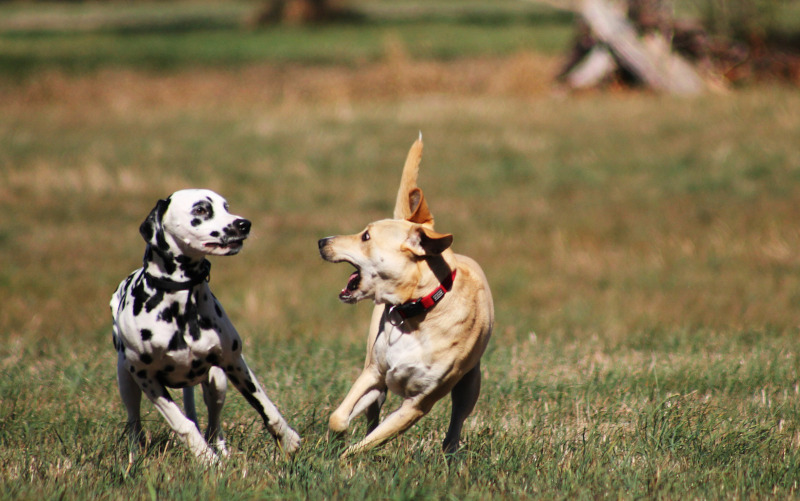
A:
[{"left": 318, "top": 136, "right": 494, "bottom": 457}]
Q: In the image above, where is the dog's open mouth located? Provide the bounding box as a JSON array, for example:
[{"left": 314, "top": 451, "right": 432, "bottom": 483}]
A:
[
  {"left": 339, "top": 266, "right": 361, "bottom": 302},
  {"left": 205, "top": 237, "right": 246, "bottom": 251}
]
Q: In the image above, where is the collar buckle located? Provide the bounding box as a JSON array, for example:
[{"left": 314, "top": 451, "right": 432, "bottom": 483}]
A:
[{"left": 389, "top": 269, "right": 457, "bottom": 322}]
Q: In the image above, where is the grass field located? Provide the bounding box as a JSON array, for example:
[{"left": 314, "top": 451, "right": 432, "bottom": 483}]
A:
[{"left": 2, "top": 2, "right": 800, "bottom": 499}]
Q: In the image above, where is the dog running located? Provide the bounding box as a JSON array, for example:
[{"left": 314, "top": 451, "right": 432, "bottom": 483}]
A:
[
  {"left": 319, "top": 136, "right": 494, "bottom": 456},
  {"left": 110, "top": 189, "right": 301, "bottom": 464}
]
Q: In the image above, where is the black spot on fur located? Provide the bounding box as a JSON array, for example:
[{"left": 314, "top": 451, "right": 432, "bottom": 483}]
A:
[
  {"left": 228, "top": 374, "right": 240, "bottom": 386},
  {"left": 191, "top": 218, "right": 202, "bottom": 227},
  {"left": 136, "top": 370, "right": 147, "bottom": 379},
  {"left": 131, "top": 279, "right": 148, "bottom": 316},
  {"left": 140, "top": 354, "right": 153, "bottom": 365},
  {"left": 206, "top": 353, "right": 219, "bottom": 365},
  {"left": 191, "top": 359, "right": 203, "bottom": 369},
  {"left": 140, "top": 329, "right": 153, "bottom": 341},
  {"left": 185, "top": 297, "right": 200, "bottom": 341},
  {"left": 193, "top": 200, "right": 214, "bottom": 220},
  {"left": 232, "top": 339, "right": 239, "bottom": 352},
  {"left": 215, "top": 303, "right": 223, "bottom": 318},
  {"left": 155, "top": 247, "right": 178, "bottom": 275},
  {"left": 155, "top": 227, "right": 169, "bottom": 252},
  {"left": 144, "top": 289, "right": 164, "bottom": 313},
  {"left": 198, "top": 316, "right": 213, "bottom": 330},
  {"left": 175, "top": 255, "right": 193, "bottom": 269},
  {"left": 245, "top": 380, "right": 257, "bottom": 394},
  {"left": 159, "top": 302, "right": 180, "bottom": 323},
  {"left": 164, "top": 365, "right": 175, "bottom": 372},
  {"left": 226, "top": 365, "right": 234, "bottom": 372},
  {"left": 167, "top": 331, "right": 187, "bottom": 351}
]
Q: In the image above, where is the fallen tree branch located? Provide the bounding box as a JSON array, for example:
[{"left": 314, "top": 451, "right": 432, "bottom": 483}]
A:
[{"left": 579, "top": 0, "right": 705, "bottom": 94}]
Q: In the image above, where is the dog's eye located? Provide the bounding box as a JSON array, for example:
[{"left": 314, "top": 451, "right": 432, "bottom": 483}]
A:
[
  {"left": 192, "top": 207, "right": 207, "bottom": 216},
  {"left": 361, "top": 231, "right": 370, "bottom": 242}
]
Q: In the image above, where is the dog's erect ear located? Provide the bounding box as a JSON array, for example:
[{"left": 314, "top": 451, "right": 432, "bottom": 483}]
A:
[
  {"left": 407, "top": 188, "right": 434, "bottom": 226},
  {"left": 139, "top": 198, "right": 171, "bottom": 250},
  {"left": 394, "top": 134, "right": 434, "bottom": 226},
  {"left": 404, "top": 225, "right": 453, "bottom": 257}
]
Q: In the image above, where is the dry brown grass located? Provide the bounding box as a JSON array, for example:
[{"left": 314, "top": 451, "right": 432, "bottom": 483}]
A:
[
  {"left": 1, "top": 53, "right": 561, "bottom": 112},
  {"left": 2, "top": 54, "right": 800, "bottom": 346}
]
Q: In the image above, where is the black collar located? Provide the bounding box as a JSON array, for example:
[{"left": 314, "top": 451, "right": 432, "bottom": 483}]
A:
[
  {"left": 144, "top": 260, "right": 211, "bottom": 292},
  {"left": 388, "top": 269, "right": 457, "bottom": 325}
]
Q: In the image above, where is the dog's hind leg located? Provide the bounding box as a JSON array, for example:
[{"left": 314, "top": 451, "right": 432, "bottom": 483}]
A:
[
  {"left": 183, "top": 388, "right": 198, "bottom": 429},
  {"left": 442, "top": 362, "right": 481, "bottom": 454},
  {"left": 202, "top": 367, "right": 229, "bottom": 457},
  {"left": 364, "top": 389, "right": 387, "bottom": 434},
  {"left": 117, "top": 353, "right": 144, "bottom": 463}
]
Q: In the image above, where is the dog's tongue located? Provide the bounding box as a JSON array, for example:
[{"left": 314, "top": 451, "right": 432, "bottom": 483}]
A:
[
  {"left": 346, "top": 271, "right": 360, "bottom": 290},
  {"left": 339, "top": 270, "right": 360, "bottom": 299}
]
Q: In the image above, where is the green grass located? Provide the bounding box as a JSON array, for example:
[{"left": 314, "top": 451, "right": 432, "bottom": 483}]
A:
[
  {"left": 2, "top": 2, "right": 800, "bottom": 499},
  {"left": 0, "top": 1, "right": 573, "bottom": 78}
]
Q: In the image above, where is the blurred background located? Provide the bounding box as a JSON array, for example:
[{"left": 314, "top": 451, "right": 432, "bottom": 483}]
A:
[{"left": 2, "top": 0, "right": 798, "bottom": 344}]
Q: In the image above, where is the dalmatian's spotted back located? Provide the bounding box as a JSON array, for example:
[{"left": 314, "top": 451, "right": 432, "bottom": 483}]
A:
[{"left": 110, "top": 189, "right": 300, "bottom": 464}]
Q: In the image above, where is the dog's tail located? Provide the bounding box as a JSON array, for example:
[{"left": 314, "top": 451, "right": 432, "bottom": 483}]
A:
[{"left": 394, "top": 132, "right": 434, "bottom": 226}]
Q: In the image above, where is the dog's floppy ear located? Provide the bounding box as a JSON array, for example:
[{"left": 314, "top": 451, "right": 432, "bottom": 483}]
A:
[
  {"left": 404, "top": 225, "right": 453, "bottom": 257},
  {"left": 139, "top": 198, "right": 171, "bottom": 250},
  {"left": 394, "top": 134, "right": 434, "bottom": 226}
]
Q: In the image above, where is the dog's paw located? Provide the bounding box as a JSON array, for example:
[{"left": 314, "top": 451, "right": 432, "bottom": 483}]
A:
[
  {"left": 279, "top": 428, "right": 302, "bottom": 455},
  {"left": 215, "top": 440, "right": 230, "bottom": 458},
  {"left": 196, "top": 448, "right": 220, "bottom": 466},
  {"left": 328, "top": 413, "right": 349, "bottom": 433}
]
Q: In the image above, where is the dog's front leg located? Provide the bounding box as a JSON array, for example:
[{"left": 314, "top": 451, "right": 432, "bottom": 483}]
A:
[
  {"left": 142, "top": 382, "right": 218, "bottom": 463},
  {"left": 341, "top": 397, "right": 430, "bottom": 457},
  {"left": 329, "top": 368, "right": 384, "bottom": 433},
  {"left": 225, "top": 356, "right": 301, "bottom": 455},
  {"left": 202, "top": 366, "right": 229, "bottom": 457}
]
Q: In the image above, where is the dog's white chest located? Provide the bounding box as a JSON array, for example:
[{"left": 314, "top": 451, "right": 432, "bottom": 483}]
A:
[{"left": 374, "top": 323, "right": 444, "bottom": 398}]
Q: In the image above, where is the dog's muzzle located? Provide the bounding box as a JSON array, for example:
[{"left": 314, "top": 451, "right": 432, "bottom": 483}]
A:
[{"left": 318, "top": 237, "right": 362, "bottom": 303}]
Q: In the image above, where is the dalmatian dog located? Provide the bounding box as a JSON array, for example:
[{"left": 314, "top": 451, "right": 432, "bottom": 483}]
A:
[{"left": 110, "top": 189, "right": 301, "bottom": 464}]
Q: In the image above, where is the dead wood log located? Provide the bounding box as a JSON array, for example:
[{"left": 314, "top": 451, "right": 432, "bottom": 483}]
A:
[{"left": 559, "top": 0, "right": 706, "bottom": 94}]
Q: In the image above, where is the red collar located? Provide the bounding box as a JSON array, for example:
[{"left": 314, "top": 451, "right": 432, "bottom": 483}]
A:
[{"left": 388, "top": 269, "right": 457, "bottom": 324}]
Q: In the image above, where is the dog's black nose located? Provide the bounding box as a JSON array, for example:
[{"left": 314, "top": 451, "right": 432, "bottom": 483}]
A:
[
  {"left": 235, "top": 219, "right": 251, "bottom": 235},
  {"left": 318, "top": 237, "right": 330, "bottom": 250}
]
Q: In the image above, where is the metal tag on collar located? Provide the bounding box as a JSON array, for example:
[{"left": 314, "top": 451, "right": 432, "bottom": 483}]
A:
[{"left": 387, "top": 305, "right": 405, "bottom": 327}]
